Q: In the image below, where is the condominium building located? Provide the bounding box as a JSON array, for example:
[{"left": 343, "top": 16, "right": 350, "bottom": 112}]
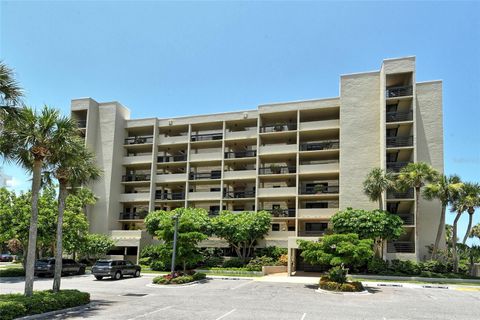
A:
[{"left": 71, "top": 56, "right": 443, "bottom": 273}]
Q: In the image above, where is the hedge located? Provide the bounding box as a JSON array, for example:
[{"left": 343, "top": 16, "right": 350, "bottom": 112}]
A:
[
  {"left": 0, "top": 268, "right": 25, "bottom": 277},
  {"left": 319, "top": 277, "right": 364, "bottom": 292},
  {"left": 152, "top": 272, "right": 206, "bottom": 285},
  {"left": 0, "top": 290, "right": 90, "bottom": 320}
]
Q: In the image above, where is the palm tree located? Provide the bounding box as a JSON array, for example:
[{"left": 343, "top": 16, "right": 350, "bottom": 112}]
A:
[
  {"left": 396, "top": 162, "right": 439, "bottom": 256},
  {"left": 0, "top": 61, "right": 24, "bottom": 107},
  {"left": 470, "top": 224, "right": 480, "bottom": 240},
  {"left": 451, "top": 184, "right": 472, "bottom": 273},
  {"left": 363, "top": 168, "right": 394, "bottom": 210},
  {"left": 49, "top": 137, "right": 101, "bottom": 292},
  {"left": 460, "top": 183, "right": 480, "bottom": 245},
  {"left": 422, "top": 175, "right": 463, "bottom": 259},
  {"left": 0, "top": 106, "right": 78, "bottom": 296}
]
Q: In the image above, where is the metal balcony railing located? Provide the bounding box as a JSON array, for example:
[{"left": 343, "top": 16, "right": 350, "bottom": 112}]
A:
[
  {"left": 387, "top": 189, "right": 414, "bottom": 199},
  {"left": 258, "top": 166, "right": 296, "bottom": 175},
  {"left": 301, "top": 185, "right": 340, "bottom": 195},
  {"left": 223, "top": 190, "right": 256, "bottom": 198},
  {"left": 396, "top": 213, "right": 415, "bottom": 225},
  {"left": 189, "top": 171, "right": 221, "bottom": 180},
  {"left": 122, "top": 173, "right": 151, "bottom": 182},
  {"left": 263, "top": 208, "right": 296, "bottom": 217},
  {"left": 304, "top": 200, "right": 340, "bottom": 209},
  {"left": 224, "top": 150, "right": 257, "bottom": 159},
  {"left": 386, "top": 86, "right": 413, "bottom": 98},
  {"left": 386, "top": 110, "right": 413, "bottom": 122},
  {"left": 386, "top": 161, "right": 410, "bottom": 173},
  {"left": 191, "top": 133, "right": 223, "bottom": 142},
  {"left": 260, "top": 123, "right": 297, "bottom": 133},
  {"left": 386, "top": 136, "right": 413, "bottom": 148},
  {"left": 387, "top": 241, "right": 415, "bottom": 253},
  {"left": 157, "top": 155, "right": 187, "bottom": 163},
  {"left": 298, "top": 230, "right": 327, "bottom": 237},
  {"left": 124, "top": 136, "right": 154, "bottom": 145},
  {"left": 155, "top": 192, "right": 185, "bottom": 200},
  {"left": 300, "top": 140, "right": 340, "bottom": 151},
  {"left": 119, "top": 211, "right": 148, "bottom": 220},
  {"left": 76, "top": 120, "right": 87, "bottom": 128}
]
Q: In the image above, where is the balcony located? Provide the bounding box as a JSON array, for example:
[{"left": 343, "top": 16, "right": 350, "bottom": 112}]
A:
[
  {"left": 387, "top": 241, "right": 415, "bottom": 253},
  {"left": 298, "top": 208, "right": 337, "bottom": 219},
  {"left": 386, "top": 161, "right": 410, "bottom": 173},
  {"left": 76, "top": 119, "right": 87, "bottom": 128},
  {"left": 190, "top": 152, "right": 222, "bottom": 162},
  {"left": 260, "top": 123, "right": 297, "bottom": 133},
  {"left": 224, "top": 150, "right": 257, "bottom": 159},
  {"left": 259, "top": 144, "right": 297, "bottom": 155},
  {"left": 387, "top": 189, "right": 414, "bottom": 199},
  {"left": 299, "top": 161, "right": 339, "bottom": 174},
  {"left": 263, "top": 208, "right": 296, "bottom": 217},
  {"left": 395, "top": 213, "right": 415, "bottom": 225},
  {"left": 119, "top": 211, "right": 148, "bottom": 220},
  {"left": 258, "top": 166, "right": 296, "bottom": 175},
  {"left": 299, "top": 119, "right": 339, "bottom": 131},
  {"left": 158, "top": 135, "right": 188, "bottom": 145},
  {"left": 300, "top": 185, "right": 339, "bottom": 195},
  {"left": 189, "top": 171, "right": 221, "bottom": 180},
  {"left": 191, "top": 133, "right": 223, "bottom": 142},
  {"left": 223, "top": 170, "right": 256, "bottom": 180},
  {"left": 386, "top": 111, "right": 413, "bottom": 122},
  {"left": 257, "top": 187, "right": 296, "bottom": 198},
  {"left": 122, "top": 173, "right": 151, "bottom": 182},
  {"left": 119, "top": 193, "right": 150, "bottom": 202},
  {"left": 124, "top": 136, "right": 154, "bottom": 145},
  {"left": 386, "top": 86, "right": 413, "bottom": 98},
  {"left": 386, "top": 136, "right": 413, "bottom": 148},
  {"left": 188, "top": 191, "right": 222, "bottom": 201},
  {"left": 157, "top": 155, "right": 187, "bottom": 163},
  {"left": 300, "top": 140, "right": 339, "bottom": 151},
  {"left": 225, "top": 130, "right": 257, "bottom": 140},
  {"left": 156, "top": 173, "right": 187, "bottom": 183},
  {"left": 224, "top": 190, "right": 255, "bottom": 199},
  {"left": 298, "top": 230, "right": 326, "bottom": 237},
  {"left": 155, "top": 192, "right": 185, "bottom": 200},
  {"left": 123, "top": 155, "right": 152, "bottom": 166}
]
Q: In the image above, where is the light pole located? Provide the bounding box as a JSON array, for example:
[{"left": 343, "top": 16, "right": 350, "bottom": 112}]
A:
[{"left": 171, "top": 214, "right": 179, "bottom": 276}]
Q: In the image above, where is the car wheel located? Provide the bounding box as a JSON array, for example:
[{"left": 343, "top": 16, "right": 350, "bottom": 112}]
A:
[
  {"left": 95, "top": 276, "right": 103, "bottom": 280},
  {"left": 114, "top": 271, "right": 122, "bottom": 280},
  {"left": 134, "top": 270, "right": 140, "bottom": 278}
]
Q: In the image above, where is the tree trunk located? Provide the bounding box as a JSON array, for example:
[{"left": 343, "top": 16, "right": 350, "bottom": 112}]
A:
[
  {"left": 24, "top": 159, "right": 42, "bottom": 297},
  {"left": 53, "top": 182, "right": 68, "bottom": 292},
  {"left": 452, "top": 212, "right": 462, "bottom": 273},
  {"left": 432, "top": 205, "right": 446, "bottom": 259},
  {"left": 462, "top": 210, "right": 474, "bottom": 245},
  {"left": 414, "top": 187, "right": 420, "bottom": 258}
]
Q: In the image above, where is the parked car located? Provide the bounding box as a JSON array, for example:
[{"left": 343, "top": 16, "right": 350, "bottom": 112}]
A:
[
  {"left": 34, "top": 258, "right": 86, "bottom": 277},
  {"left": 91, "top": 260, "right": 141, "bottom": 280},
  {"left": 0, "top": 253, "right": 14, "bottom": 262}
]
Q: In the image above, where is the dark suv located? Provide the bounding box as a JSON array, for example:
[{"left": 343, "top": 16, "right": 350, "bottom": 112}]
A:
[
  {"left": 92, "top": 260, "right": 141, "bottom": 280},
  {"left": 34, "top": 258, "right": 86, "bottom": 277}
]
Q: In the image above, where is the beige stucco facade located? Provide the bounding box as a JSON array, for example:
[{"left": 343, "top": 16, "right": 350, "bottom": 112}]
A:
[{"left": 71, "top": 56, "right": 444, "bottom": 270}]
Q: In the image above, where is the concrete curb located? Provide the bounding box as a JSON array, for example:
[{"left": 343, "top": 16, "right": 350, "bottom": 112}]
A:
[
  {"left": 146, "top": 279, "right": 207, "bottom": 288},
  {"left": 16, "top": 302, "right": 95, "bottom": 320},
  {"left": 350, "top": 274, "right": 480, "bottom": 284},
  {"left": 315, "top": 288, "right": 370, "bottom": 296}
]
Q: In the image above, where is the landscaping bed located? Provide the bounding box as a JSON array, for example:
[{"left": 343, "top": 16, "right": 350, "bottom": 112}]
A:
[
  {"left": 0, "top": 290, "right": 90, "bottom": 320},
  {"left": 319, "top": 276, "right": 364, "bottom": 292},
  {"left": 196, "top": 267, "right": 263, "bottom": 277},
  {"left": 152, "top": 272, "right": 206, "bottom": 285},
  {"left": 0, "top": 268, "right": 25, "bottom": 277}
]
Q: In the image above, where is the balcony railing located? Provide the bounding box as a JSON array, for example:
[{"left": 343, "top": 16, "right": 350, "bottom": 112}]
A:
[
  {"left": 387, "top": 189, "right": 414, "bottom": 199},
  {"left": 387, "top": 241, "right": 415, "bottom": 253},
  {"left": 386, "top": 161, "right": 410, "bottom": 173},
  {"left": 396, "top": 213, "right": 415, "bottom": 225},
  {"left": 155, "top": 192, "right": 185, "bottom": 200},
  {"left": 124, "top": 136, "right": 154, "bottom": 145},
  {"left": 122, "top": 173, "right": 151, "bottom": 182},
  {"left": 119, "top": 211, "right": 148, "bottom": 220},
  {"left": 224, "top": 150, "right": 257, "bottom": 159},
  {"left": 300, "top": 140, "right": 339, "bottom": 151},
  {"left": 224, "top": 190, "right": 256, "bottom": 198},
  {"left": 301, "top": 185, "right": 340, "bottom": 195},
  {"left": 157, "top": 155, "right": 187, "bottom": 163},
  {"left": 386, "top": 136, "right": 413, "bottom": 148},
  {"left": 386, "top": 111, "right": 413, "bottom": 122},
  {"left": 189, "top": 171, "right": 221, "bottom": 180},
  {"left": 76, "top": 120, "right": 87, "bottom": 128},
  {"left": 298, "top": 230, "right": 326, "bottom": 237},
  {"left": 258, "top": 166, "right": 296, "bottom": 175},
  {"left": 191, "top": 133, "right": 223, "bottom": 142},
  {"left": 386, "top": 86, "right": 413, "bottom": 98},
  {"left": 260, "top": 123, "right": 297, "bottom": 133},
  {"left": 263, "top": 208, "right": 296, "bottom": 217}
]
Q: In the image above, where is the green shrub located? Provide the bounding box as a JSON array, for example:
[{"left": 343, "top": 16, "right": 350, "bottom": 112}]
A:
[
  {"left": 327, "top": 266, "right": 348, "bottom": 284},
  {"left": 367, "top": 257, "right": 389, "bottom": 274},
  {"left": 245, "top": 256, "right": 276, "bottom": 271},
  {"left": 255, "top": 246, "right": 287, "bottom": 260},
  {"left": 202, "top": 255, "right": 224, "bottom": 268},
  {"left": 152, "top": 272, "right": 205, "bottom": 285},
  {"left": 150, "top": 260, "right": 168, "bottom": 271},
  {"left": 0, "top": 301, "right": 26, "bottom": 320},
  {"left": 222, "top": 258, "right": 246, "bottom": 268},
  {"left": 192, "top": 272, "right": 207, "bottom": 281},
  {"left": 319, "top": 277, "right": 364, "bottom": 292},
  {"left": 0, "top": 268, "right": 25, "bottom": 277},
  {"left": 419, "top": 260, "right": 449, "bottom": 274},
  {"left": 388, "top": 259, "right": 420, "bottom": 275}
]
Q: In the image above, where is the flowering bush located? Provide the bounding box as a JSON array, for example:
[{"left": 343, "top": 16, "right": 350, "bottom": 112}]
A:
[{"left": 152, "top": 272, "right": 206, "bottom": 285}]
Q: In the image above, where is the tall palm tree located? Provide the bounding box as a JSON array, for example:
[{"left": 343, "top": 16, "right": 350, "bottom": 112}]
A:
[
  {"left": 460, "top": 183, "right": 480, "bottom": 245},
  {"left": 470, "top": 224, "right": 480, "bottom": 240},
  {"left": 48, "top": 137, "right": 101, "bottom": 292},
  {"left": 450, "top": 184, "right": 473, "bottom": 273},
  {"left": 423, "top": 175, "right": 463, "bottom": 259},
  {"left": 0, "top": 61, "right": 24, "bottom": 107},
  {"left": 363, "top": 168, "right": 394, "bottom": 210},
  {"left": 396, "top": 162, "right": 439, "bottom": 256},
  {"left": 0, "top": 106, "right": 78, "bottom": 296}
]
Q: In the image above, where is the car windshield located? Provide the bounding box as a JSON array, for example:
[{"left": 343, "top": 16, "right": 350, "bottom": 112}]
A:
[
  {"left": 95, "top": 261, "right": 111, "bottom": 266},
  {"left": 36, "top": 259, "right": 53, "bottom": 265}
]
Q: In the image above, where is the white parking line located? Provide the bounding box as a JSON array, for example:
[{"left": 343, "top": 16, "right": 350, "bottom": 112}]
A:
[
  {"left": 215, "top": 308, "right": 236, "bottom": 320},
  {"left": 127, "top": 305, "right": 172, "bottom": 320},
  {"left": 231, "top": 280, "right": 253, "bottom": 290},
  {"left": 301, "top": 313, "right": 307, "bottom": 320}
]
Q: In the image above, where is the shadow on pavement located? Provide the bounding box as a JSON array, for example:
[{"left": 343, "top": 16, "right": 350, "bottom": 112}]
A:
[{"left": 51, "top": 300, "right": 115, "bottom": 319}]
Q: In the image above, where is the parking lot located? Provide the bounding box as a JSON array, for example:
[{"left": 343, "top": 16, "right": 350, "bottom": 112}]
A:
[{"left": 2, "top": 274, "right": 480, "bottom": 320}]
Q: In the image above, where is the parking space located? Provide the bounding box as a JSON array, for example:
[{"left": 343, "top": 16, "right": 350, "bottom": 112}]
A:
[{"left": 2, "top": 275, "right": 480, "bottom": 319}]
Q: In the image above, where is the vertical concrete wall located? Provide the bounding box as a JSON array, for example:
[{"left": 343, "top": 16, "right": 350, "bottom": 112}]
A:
[
  {"left": 416, "top": 81, "right": 444, "bottom": 259},
  {"left": 339, "top": 72, "right": 381, "bottom": 210}
]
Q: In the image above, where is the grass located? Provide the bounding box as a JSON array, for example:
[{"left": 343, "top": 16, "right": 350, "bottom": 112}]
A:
[{"left": 351, "top": 277, "right": 480, "bottom": 287}]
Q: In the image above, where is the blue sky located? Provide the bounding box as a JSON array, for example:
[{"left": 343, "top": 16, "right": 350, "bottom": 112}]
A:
[{"left": 1, "top": 1, "right": 479, "bottom": 242}]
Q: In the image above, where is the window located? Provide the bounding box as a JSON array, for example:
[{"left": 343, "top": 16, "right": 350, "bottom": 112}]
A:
[
  {"left": 305, "top": 223, "right": 328, "bottom": 232},
  {"left": 306, "top": 202, "right": 328, "bottom": 209},
  {"left": 288, "top": 225, "right": 295, "bottom": 231},
  {"left": 271, "top": 223, "right": 280, "bottom": 231},
  {"left": 125, "top": 261, "right": 133, "bottom": 266}
]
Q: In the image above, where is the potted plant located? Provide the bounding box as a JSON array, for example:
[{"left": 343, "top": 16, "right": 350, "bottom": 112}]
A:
[
  {"left": 314, "top": 184, "right": 327, "bottom": 194},
  {"left": 270, "top": 164, "right": 281, "bottom": 174},
  {"left": 274, "top": 122, "right": 285, "bottom": 132}
]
